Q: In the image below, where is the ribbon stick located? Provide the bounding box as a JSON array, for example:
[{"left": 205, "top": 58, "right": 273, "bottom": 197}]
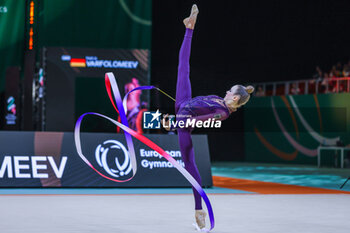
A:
[
  {"left": 74, "top": 72, "right": 215, "bottom": 231},
  {"left": 122, "top": 86, "right": 175, "bottom": 115}
]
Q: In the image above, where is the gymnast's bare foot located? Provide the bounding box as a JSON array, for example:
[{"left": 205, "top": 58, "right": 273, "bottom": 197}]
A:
[{"left": 183, "top": 4, "right": 199, "bottom": 29}]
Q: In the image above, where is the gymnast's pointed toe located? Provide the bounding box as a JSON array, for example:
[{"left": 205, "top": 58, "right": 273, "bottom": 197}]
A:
[
  {"left": 195, "top": 209, "right": 206, "bottom": 229},
  {"left": 183, "top": 4, "right": 199, "bottom": 29}
]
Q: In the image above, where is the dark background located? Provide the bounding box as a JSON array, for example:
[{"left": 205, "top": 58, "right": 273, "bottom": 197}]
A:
[
  {"left": 151, "top": 0, "right": 350, "bottom": 161},
  {"left": 152, "top": 0, "right": 350, "bottom": 89}
]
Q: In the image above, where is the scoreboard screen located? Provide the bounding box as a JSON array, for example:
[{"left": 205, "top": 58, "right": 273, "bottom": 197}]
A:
[{"left": 44, "top": 47, "right": 150, "bottom": 132}]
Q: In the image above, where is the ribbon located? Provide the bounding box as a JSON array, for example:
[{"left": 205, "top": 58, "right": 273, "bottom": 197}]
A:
[
  {"left": 74, "top": 72, "right": 215, "bottom": 231},
  {"left": 123, "top": 85, "right": 155, "bottom": 115}
]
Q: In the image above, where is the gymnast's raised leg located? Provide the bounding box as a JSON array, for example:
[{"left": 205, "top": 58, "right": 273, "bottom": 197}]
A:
[{"left": 174, "top": 4, "right": 207, "bottom": 229}]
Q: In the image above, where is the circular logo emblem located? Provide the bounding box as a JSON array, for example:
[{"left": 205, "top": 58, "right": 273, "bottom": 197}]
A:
[{"left": 95, "top": 140, "right": 131, "bottom": 178}]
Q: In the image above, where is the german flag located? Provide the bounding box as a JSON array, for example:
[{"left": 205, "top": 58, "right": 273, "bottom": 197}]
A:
[{"left": 70, "top": 58, "right": 86, "bottom": 67}]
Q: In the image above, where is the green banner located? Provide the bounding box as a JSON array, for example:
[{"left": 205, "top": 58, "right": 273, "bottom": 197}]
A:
[
  {"left": 0, "top": 0, "right": 152, "bottom": 92},
  {"left": 244, "top": 93, "right": 350, "bottom": 165},
  {"left": 38, "top": 0, "right": 152, "bottom": 49},
  {"left": 0, "top": 0, "right": 25, "bottom": 92}
]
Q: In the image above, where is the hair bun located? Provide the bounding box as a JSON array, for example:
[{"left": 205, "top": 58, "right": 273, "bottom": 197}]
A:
[{"left": 245, "top": 85, "right": 254, "bottom": 94}]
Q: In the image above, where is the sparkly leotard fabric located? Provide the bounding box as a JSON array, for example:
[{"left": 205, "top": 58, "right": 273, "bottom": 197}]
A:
[{"left": 176, "top": 95, "right": 229, "bottom": 122}]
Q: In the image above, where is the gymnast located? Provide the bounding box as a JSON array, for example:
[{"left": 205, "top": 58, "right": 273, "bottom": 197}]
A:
[{"left": 162, "top": 4, "right": 254, "bottom": 229}]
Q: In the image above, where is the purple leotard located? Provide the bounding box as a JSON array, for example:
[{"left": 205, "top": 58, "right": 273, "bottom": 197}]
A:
[
  {"left": 175, "top": 28, "right": 230, "bottom": 210},
  {"left": 177, "top": 95, "right": 230, "bottom": 122}
]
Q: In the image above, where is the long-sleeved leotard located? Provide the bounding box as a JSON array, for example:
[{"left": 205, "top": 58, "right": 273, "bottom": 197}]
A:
[{"left": 175, "top": 28, "right": 230, "bottom": 210}]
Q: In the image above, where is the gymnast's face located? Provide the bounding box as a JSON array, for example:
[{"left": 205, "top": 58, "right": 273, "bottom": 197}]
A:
[
  {"left": 224, "top": 85, "right": 254, "bottom": 112},
  {"left": 224, "top": 90, "right": 241, "bottom": 109}
]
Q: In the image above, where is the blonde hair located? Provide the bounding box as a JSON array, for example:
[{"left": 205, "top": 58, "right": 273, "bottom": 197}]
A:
[{"left": 230, "top": 85, "right": 254, "bottom": 106}]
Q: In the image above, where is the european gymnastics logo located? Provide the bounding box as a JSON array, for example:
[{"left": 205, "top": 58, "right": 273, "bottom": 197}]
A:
[{"left": 95, "top": 140, "right": 132, "bottom": 178}]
